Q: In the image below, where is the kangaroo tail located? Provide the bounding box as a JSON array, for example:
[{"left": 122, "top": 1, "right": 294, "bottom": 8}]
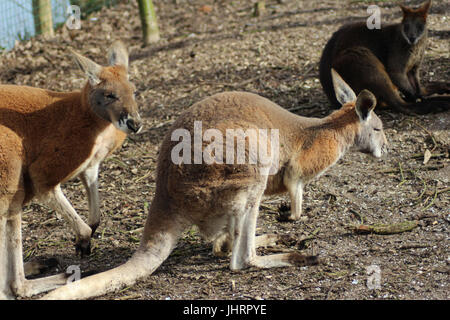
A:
[
  {"left": 423, "top": 82, "right": 450, "bottom": 96},
  {"left": 408, "top": 95, "right": 450, "bottom": 114},
  {"left": 41, "top": 207, "right": 186, "bottom": 300}
]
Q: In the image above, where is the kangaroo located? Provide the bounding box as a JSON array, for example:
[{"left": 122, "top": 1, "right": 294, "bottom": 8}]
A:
[
  {"left": 0, "top": 41, "right": 141, "bottom": 299},
  {"left": 319, "top": 0, "right": 450, "bottom": 114},
  {"left": 41, "top": 70, "right": 387, "bottom": 300}
]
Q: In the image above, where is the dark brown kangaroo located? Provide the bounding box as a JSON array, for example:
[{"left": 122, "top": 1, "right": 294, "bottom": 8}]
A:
[{"left": 319, "top": 0, "right": 450, "bottom": 114}]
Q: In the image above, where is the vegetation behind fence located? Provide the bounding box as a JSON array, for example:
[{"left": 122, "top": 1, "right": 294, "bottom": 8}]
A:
[{"left": 0, "top": 0, "right": 134, "bottom": 51}]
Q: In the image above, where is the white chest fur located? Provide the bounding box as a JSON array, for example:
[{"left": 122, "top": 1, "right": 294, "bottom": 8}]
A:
[{"left": 66, "top": 125, "right": 120, "bottom": 182}]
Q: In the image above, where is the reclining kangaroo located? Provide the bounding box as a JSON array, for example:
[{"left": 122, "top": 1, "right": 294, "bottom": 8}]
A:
[
  {"left": 320, "top": 0, "right": 450, "bottom": 114},
  {"left": 0, "top": 41, "right": 141, "bottom": 299},
  {"left": 42, "top": 70, "right": 387, "bottom": 299}
]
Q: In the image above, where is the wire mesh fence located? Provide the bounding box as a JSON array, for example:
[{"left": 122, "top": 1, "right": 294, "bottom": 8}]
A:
[{"left": 0, "top": 0, "right": 119, "bottom": 51}]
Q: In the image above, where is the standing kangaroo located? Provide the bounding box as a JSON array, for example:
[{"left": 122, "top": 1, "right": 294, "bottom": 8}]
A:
[
  {"left": 0, "top": 41, "right": 141, "bottom": 299},
  {"left": 42, "top": 70, "right": 387, "bottom": 300},
  {"left": 320, "top": 0, "right": 450, "bottom": 114}
]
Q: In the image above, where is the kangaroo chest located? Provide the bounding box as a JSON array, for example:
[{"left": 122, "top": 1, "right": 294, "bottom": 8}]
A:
[{"left": 63, "top": 125, "right": 126, "bottom": 183}]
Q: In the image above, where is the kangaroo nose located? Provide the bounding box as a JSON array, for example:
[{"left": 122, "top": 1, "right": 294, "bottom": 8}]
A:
[{"left": 126, "top": 118, "right": 142, "bottom": 133}]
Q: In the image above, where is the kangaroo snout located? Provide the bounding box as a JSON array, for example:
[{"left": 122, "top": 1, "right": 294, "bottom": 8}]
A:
[
  {"left": 117, "top": 112, "right": 142, "bottom": 134},
  {"left": 406, "top": 36, "right": 418, "bottom": 45},
  {"left": 126, "top": 117, "right": 142, "bottom": 133}
]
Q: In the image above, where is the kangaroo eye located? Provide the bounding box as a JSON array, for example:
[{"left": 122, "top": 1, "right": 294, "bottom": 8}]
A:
[
  {"left": 374, "top": 128, "right": 381, "bottom": 132},
  {"left": 106, "top": 93, "right": 118, "bottom": 100}
]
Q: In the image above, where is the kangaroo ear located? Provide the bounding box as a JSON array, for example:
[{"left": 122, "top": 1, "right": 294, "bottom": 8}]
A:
[
  {"left": 399, "top": 4, "right": 410, "bottom": 15},
  {"left": 418, "top": 0, "right": 432, "bottom": 15},
  {"left": 70, "top": 49, "right": 102, "bottom": 86},
  {"left": 331, "top": 68, "right": 356, "bottom": 105},
  {"left": 108, "top": 40, "right": 129, "bottom": 71},
  {"left": 355, "top": 90, "right": 377, "bottom": 122}
]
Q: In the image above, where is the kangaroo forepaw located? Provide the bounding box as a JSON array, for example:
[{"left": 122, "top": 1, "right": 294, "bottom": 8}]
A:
[
  {"left": 276, "top": 211, "right": 307, "bottom": 223},
  {"left": 276, "top": 203, "right": 296, "bottom": 222},
  {"left": 276, "top": 210, "right": 295, "bottom": 222},
  {"left": 213, "top": 237, "right": 232, "bottom": 258},
  {"left": 89, "top": 222, "right": 99, "bottom": 237},
  {"left": 75, "top": 239, "right": 92, "bottom": 257}
]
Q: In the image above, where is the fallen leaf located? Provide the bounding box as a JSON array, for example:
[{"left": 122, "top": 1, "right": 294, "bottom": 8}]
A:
[{"left": 198, "top": 5, "right": 213, "bottom": 14}]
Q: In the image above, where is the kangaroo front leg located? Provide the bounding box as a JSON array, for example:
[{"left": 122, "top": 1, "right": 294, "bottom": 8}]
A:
[
  {"left": 279, "top": 180, "right": 303, "bottom": 221},
  {"left": 213, "top": 232, "right": 232, "bottom": 258},
  {"left": 79, "top": 163, "right": 101, "bottom": 235},
  {"left": 230, "top": 197, "right": 318, "bottom": 270},
  {"left": 289, "top": 181, "right": 303, "bottom": 220},
  {"left": 390, "top": 71, "right": 417, "bottom": 102},
  {"left": 408, "top": 66, "right": 425, "bottom": 99},
  {"left": 44, "top": 186, "right": 92, "bottom": 256}
]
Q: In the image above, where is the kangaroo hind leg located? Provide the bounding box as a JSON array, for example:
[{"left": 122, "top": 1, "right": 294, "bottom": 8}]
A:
[
  {"left": 229, "top": 187, "right": 318, "bottom": 271},
  {"left": 7, "top": 212, "right": 68, "bottom": 298},
  {"left": 332, "top": 47, "right": 412, "bottom": 114}
]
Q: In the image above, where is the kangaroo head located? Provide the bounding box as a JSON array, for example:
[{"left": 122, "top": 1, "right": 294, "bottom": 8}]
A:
[
  {"left": 331, "top": 69, "right": 388, "bottom": 158},
  {"left": 71, "top": 41, "right": 142, "bottom": 134},
  {"left": 354, "top": 90, "right": 387, "bottom": 158},
  {"left": 400, "top": 0, "right": 431, "bottom": 45}
]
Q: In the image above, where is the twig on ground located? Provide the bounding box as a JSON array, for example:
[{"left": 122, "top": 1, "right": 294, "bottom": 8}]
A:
[
  {"left": 410, "top": 170, "right": 428, "bottom": 201},
  {"left": 350, "top": 209, "right": 365, "bottom": 224},
  {"left": 398, "top": 162, "right": 407, "bottom": 186},
  {"left": 350, "top": 220, "right": 419, "bottom": 235},
  {"left": 410, "top": 152, "right": 445, "bottom": 159},
  {"left": 408, "top": 119, "right": 438, "bottom": 151},
  {"left": 422, "top": 185, "right": 438, "bottom": 211}
]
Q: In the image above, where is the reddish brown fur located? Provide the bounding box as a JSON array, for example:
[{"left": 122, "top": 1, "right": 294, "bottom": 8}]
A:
[
  {"left": 41, "top": 86, "right": 388, "bottom": 300},
  {"left": 0, "top": 80, "right": 126, "bottom": 203},
  {"left": 0, "top": 42, "right": 142, "bottom": 299},
  {"left": 153, "top": 92, "right": 374, "bottom": 230},
  {"left": 296, "top": 104, "right": 358, "bottom": 179}
]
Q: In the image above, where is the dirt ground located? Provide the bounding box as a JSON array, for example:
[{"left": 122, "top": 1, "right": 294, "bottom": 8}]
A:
[{"left": 0, "top": 0, "right": 448, "bottom": 300}]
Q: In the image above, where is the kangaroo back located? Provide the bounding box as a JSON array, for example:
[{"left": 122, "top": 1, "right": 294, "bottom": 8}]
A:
[{"left": 41, "top": 71, "right": 388, "bottom": 298}]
